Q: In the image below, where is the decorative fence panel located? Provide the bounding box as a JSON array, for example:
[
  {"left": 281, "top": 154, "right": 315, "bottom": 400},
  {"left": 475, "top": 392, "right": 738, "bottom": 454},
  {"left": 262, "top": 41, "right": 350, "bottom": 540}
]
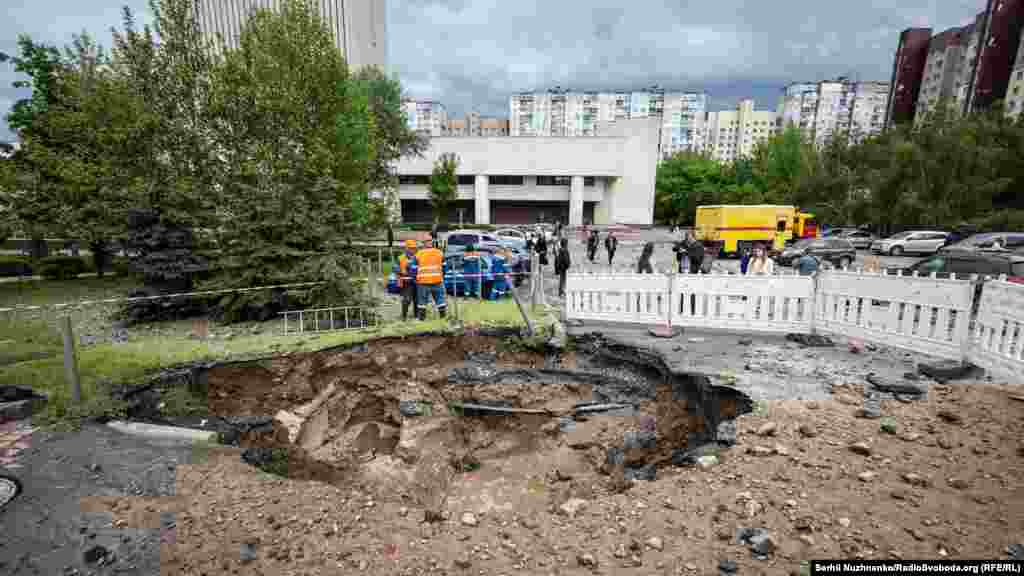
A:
[
  {"left": 969, "top": 278, "right": 1024, "bottom": 382},
  {"left": 670, "top": 272, "right": 815, "bottom": 334},
  {"left": 565, "top": 273, "right": 671, "bottom": 325},
  {"left": 815, "top": 271, "right": 974, "bottom": 361}
]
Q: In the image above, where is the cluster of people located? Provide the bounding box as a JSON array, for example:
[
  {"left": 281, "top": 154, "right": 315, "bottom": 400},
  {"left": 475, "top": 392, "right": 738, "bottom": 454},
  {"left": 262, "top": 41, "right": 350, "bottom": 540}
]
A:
[
  {"left": 394, "top": 238, "right": 447, "bottom": 321},
  {"left": 585, "top": 229, "right": 618, "bottom": 265}
]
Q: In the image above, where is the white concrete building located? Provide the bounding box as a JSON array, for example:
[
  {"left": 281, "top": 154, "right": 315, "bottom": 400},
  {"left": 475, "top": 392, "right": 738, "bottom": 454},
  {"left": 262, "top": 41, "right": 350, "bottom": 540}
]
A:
[
  {"left": 402, "top": 99, "right": 447, "bottom": 137},
  {"left": 195, "top": 0, "right": 387, "bottom": 69},
  {"left": 1006, "top": 32, "right": 1024, "bottom": 117},
  {"left": 509, "top": 90, "right": 707, "bottom": 158},
  {"left": 779, "top": 79, "right": 890, "bottom": 146},
  {"left": 703, "top": 100, "right": 777, "bottom": 162},
  {"left": 394, "top": 118, "right": 660, "bottom": 226}
]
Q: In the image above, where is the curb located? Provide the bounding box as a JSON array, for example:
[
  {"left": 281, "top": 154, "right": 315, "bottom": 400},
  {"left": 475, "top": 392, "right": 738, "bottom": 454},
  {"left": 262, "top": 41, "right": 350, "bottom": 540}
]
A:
[{"left": 106, "top": 421, "right": 217, "bottom": 443}]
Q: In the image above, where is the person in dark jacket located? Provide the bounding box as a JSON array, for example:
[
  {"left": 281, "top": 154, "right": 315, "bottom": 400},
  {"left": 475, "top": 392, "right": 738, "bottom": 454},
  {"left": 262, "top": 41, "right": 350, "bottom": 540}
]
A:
[
  {"left": 637, "top": 242, "right": 655, "bottom": 274},
  {"left": 555, "top": 238, "right": 571, "bottom": 297},
  {"left": 586, "top": 230, "right": 599, "bottom": 263},
  {"left": 687, "top": 237, "right": 705, "bottom": 274},
  {"left": 739, "top": 245, "right": 752, "bottom": 275},
  {"left": 604, "top": 232, "right": 618, "bottom": 266},
  {"left": 536, "top": 232, "right": 549, "bottom": 266}
]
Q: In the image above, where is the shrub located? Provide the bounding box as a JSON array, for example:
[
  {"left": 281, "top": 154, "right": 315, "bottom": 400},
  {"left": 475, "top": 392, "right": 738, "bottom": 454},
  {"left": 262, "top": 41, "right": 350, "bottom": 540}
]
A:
[
  {"left": 37, "top": 256, "right": 89, "bottom": 280},
  {"left": 0, "top": 255, "right": 33, "bottom": 277},
  {"left": 968, "top": 209, "right": 1024, "bottom": 233}
]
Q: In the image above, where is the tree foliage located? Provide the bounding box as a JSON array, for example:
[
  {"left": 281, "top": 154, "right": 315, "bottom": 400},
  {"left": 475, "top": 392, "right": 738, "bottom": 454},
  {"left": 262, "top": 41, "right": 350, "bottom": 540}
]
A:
[
  {"left": 1, "top": 0, "right": 423, "bottom": 322},
  {"left": 429, "top": 152, "right": 459, "bottom": 224},
  {"left": 655, "top": 105, "right": 1024, "bottom": 233}
]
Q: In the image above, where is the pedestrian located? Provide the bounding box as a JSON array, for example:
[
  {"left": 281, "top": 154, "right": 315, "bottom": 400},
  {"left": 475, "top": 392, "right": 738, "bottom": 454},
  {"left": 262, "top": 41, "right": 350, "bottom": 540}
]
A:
[
  {"left": 555, "top": 237, "right": 571, "bottom": 297},
  {"left": 413, "top": 241, "right": 447, "bottom": 320},
  {"left": 605, "top": 231, "right": 618, "bottom": 266},
  {"left": 739, "top": 245, "right": 752, "bottom": 275},
  {"left": 463, "top": 243, "right": 482, "bottom": 297},
  {"left": 536, "top": 231, "right": 549, "bottom": 267},
  {"left": 637, "top": 242, "right": 655, "bottom": 274},
  {"left": 795, "top": 251, "right": 820, "bottom": 276},
  {"left": 387, "top": 225, "right": 394, "bottom": 250},
  {"left": 526, "top": 232, "right": 534, "bottom": 254},
  {"left": 673, "top": 234, "right": 688, "bottom": 273},
  {"left": 746, "top": 243, "right": 775, "bottom": 275},
  {"left": 396, "top": 239, "right": 418, "bottom": 321},
  {"left": 587, "top": 230, "right": 599, "bottom": 263},
  {"left": 687, "top": 233, "right": 705, "bottom": 275}
]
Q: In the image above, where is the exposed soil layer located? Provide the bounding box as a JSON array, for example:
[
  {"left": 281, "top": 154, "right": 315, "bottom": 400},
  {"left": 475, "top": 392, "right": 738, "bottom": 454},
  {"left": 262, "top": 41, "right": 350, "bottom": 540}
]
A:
[{"left": 151, "top": 376, "right": 1024, "bottom": 576}]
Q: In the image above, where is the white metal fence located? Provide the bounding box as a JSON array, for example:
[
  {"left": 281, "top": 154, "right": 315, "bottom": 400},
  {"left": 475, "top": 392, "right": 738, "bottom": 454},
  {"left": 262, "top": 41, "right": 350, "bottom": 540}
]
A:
[
  {"left": 815, "top": 270, "right": 974, "bottom": 361},
  {"left": 564, "top": 270, "right": 1024, "bottom": 381},
  {"left": 969, "top": 278, "right": 1024, "bottom": 381}
]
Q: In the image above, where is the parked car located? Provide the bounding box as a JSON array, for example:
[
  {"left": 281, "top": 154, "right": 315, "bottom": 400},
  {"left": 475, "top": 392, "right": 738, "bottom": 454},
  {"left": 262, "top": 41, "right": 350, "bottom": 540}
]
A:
[
  {"left": 822, "top": 227, "right": 857, "bottom": 238},
  {"left": 939, "top": 232, "right": 1024, "bottom": 254},
  {"left": 777, "top": 238, "right": 857, "bottom": 269},
  {"left": 870, "top": 230, "right": 949, "bottom": 256},
  {"left": 445, "top": 230, "right": 505, "bottom": 252},
  {"left": 838, "top": 229, "right": 877, "bottom": 250},
  {"left": 899, "top": 250, "right": 1024, "bottom": 281},
  {"left": 495, "top": 228, "right": 527, "bottom": 244}
]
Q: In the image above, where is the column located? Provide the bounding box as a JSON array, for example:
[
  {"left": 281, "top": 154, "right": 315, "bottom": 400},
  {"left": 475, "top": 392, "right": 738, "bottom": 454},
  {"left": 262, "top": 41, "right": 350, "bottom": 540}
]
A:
[
  {"left": 474, "top": 174, "right": 490, "bottom": 225},
  {"left": 569, "top": 175, "right": 584, "bottom": 227}
]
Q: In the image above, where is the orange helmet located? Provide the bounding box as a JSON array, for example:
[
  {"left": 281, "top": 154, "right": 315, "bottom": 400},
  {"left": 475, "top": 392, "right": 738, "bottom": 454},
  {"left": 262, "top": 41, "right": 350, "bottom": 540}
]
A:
[{"left": 405, "top": 239, "right": 418, "bottom": 250}]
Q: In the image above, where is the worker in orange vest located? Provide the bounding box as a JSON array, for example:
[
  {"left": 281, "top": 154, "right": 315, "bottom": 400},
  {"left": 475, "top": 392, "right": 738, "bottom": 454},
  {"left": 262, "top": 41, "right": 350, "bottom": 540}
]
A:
[
  {"left": 413, "top": 242, "right": 447, "bottom": 320},
  {"left": 396, "top": 239, "right": 418, "bottom": 321}
]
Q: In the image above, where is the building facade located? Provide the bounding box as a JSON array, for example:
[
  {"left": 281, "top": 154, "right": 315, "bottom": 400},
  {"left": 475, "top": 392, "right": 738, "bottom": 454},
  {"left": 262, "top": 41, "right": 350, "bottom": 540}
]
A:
[
  {"left": 195, "top": 0, "right": 387, "bottom": 69},
  {"left": 394, "top": 118, "right": 660, "bottom": 226},
  {"left": 886, "top": 28, "right": 932, "bottom": 127},
  {"left": 402, "top": 99, "right": 447, "bottom": 137},
  {"left": 887, "top": 0, "right": 1024, "bottom": 124},
  {"left": 1007, "top": 32, "right": 1024, "bottom": 116},
  {"left": 779, "top": 79, "right": 890, "bottom": 145},
  {"left": 703, "top": 100, "right": 777, "bottom": 162},
  {"left": 509, "top": 90, "right": 707, "bottom": 158},
  {"left": 445, "top": 113, "right": 509, "bottom": 136}
]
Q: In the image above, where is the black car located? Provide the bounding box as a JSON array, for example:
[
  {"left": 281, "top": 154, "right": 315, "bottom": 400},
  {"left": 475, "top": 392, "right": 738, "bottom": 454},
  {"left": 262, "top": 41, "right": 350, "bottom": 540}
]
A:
[
  {"left": 777, "top": 238, "right": 857, "bottom": 268},
  {"left": 900, "top": 250, "right": 1024, "bottom": 280},
  {"left": 939, "top": 232, "right": 1024, "bottom": 255}
]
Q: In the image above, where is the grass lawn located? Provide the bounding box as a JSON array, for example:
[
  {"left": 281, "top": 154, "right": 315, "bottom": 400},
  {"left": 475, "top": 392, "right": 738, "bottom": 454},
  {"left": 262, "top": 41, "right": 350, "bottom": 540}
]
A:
[{"left": 1, "top": 294, "right": 551, "bottom": 425}]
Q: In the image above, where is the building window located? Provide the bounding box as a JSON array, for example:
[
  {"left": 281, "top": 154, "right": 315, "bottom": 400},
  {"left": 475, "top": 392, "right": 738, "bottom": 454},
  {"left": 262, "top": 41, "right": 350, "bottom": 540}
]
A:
[
  {"left": 457, "top": 175, "right": 475, "bottom": 186},
  {"left": 536, "top": 176, "right": 570, "bottom": 186},
  {"left": 398, "top": 175, "right": 430, "bottom": 185},
  {"left": 584, "top": 176, "right": 596, "bottom": 187},
  {"left": 490, "top": 175, "right": 524, "bottom": 186}
]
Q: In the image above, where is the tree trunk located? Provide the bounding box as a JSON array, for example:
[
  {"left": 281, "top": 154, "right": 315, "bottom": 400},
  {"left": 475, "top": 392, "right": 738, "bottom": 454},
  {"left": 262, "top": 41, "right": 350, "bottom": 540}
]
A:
[
  {"left": 30, "top": 236, "right": 49, "bottom": 260},
  {"left": 90, "top": 241, "right": 109, "bottom": 278}
]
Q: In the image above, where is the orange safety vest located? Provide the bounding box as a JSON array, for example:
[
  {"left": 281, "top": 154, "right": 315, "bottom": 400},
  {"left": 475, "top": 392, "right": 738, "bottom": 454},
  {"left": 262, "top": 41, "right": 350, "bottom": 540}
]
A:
[
  {"left": 415, "top": 248, "right": 444, "bottom": 285},
  {"left": 398, "top": 254, "right": 412, "bottom": 287}
]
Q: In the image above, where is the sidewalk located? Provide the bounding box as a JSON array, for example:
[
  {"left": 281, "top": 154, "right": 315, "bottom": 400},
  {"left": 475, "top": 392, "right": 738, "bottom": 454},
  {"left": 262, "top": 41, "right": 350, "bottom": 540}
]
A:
[{"left": 0, "top": 421, "right": 193, "bottom": 575}]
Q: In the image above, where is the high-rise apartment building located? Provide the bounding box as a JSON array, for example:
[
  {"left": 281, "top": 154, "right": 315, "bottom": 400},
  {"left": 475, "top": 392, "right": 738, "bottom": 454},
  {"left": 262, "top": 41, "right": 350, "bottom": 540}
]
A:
[
  {"left": 703, "top": 100, "right": 777, "bottom": 162},
  {"left": 402, "top": 99, "right": 447, "bottom": 137},
  {"left": 886, "top": 0, "right": 1024, "bottom": 125},
  {"left": 445, "top": 113, "right": 509, "bottom": 136},
  {"left": 1007, "top": 33, "right": 1024, "bottom": 116},
  {"left": 195, "top": 0, "right": 387, "bottom": 69},
  {"left": 779, "top": 79, "right": 890, "bottom": 145},
  {"left": 508, "top": 89, "right": 707, "bottom": 158},
  {"left": 886, "top": 28, "right": 932, "bottom": 127}
]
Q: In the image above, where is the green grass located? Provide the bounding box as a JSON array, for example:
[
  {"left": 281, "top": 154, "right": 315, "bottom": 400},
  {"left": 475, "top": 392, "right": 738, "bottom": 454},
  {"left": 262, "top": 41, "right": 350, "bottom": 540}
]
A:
[
  {"left": 0, "top": 275, "right": 136, "bottom": 308},
  {"left": 2, "top": 296, "right": 548, "bottom": 426}
]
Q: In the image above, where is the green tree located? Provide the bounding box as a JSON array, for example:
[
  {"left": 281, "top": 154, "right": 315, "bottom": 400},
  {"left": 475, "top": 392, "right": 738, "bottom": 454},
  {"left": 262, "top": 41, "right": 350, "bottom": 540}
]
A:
[
  {"left": 654, "top": 152, "right": 731, "bottom": 226},
  {"left": 750, "top": 125, "right": 808, "bottom": 204},
  {"left": 203, "top": 0, "right": 383, "bottom": 318},
  {"left": 429, "top": 152, "right": 459, "bottom": 225}
]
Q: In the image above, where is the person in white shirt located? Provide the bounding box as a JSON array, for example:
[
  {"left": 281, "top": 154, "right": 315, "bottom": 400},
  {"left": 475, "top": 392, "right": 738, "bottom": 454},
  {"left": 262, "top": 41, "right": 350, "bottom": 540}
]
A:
[{"left": 746, "top": 243, "right": 775, "bottom": 275}]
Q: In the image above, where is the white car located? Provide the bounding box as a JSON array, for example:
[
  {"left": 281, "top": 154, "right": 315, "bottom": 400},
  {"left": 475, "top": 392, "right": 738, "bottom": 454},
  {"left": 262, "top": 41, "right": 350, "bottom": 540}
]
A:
[{"left": 870, "top": 231, "right": 949, "bottom": 256}]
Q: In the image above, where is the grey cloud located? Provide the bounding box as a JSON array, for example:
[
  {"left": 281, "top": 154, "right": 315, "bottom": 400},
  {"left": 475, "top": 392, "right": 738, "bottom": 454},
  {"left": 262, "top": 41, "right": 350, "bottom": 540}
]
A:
[{"left": 2, "top": 0, "right": 990, "bottom": 140}]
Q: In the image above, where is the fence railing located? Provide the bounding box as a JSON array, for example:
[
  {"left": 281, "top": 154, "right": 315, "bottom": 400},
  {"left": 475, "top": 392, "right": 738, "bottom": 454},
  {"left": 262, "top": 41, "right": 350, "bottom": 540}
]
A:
[
  {"left": 565, "top": 269, "right": 1024, "bottom": 381},
  {"left": 970, "top": 278, "right": 1024, "bottom": 381}
]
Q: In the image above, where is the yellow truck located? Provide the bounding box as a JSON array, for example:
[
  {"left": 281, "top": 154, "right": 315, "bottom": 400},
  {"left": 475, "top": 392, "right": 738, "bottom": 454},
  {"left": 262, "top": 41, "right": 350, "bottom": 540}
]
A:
[{"left": 695, "top": 205, "right": 818, "bottom": 256}]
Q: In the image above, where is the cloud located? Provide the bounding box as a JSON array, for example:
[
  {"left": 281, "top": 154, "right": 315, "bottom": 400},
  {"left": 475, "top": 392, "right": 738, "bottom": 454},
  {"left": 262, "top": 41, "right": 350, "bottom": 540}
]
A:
[{"left": 1, "top": 0, "right": 990, "bottom": 140}]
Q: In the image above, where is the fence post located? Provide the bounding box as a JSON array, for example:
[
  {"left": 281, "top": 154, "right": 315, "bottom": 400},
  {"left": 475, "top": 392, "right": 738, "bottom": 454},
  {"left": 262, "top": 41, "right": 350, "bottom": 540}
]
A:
[
  {"left": 808, "top": 271, "right": 819, "bottom": 335},
  {"left": 60, "top": 315, "right": 81, "bottom": 404},
  {"left": 530, "top": 253, "right": 539, "bottom": 311}
]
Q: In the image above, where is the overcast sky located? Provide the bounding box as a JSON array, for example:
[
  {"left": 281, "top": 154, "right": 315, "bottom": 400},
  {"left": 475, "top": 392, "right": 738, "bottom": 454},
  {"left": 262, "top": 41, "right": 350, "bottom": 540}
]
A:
[{"left": 2, "top": 0, "right": 987, "bottom": 140}]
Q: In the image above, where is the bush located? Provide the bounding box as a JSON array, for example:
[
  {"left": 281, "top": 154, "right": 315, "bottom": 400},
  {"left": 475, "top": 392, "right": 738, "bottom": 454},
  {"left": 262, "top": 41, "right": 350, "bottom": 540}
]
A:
[
  {"left": 0, "top": 255, "right": 33, "bottom": 277},
  {"left": 968, "top": 209, "right": 1024, "bottom": 233},
  {"left": 37, "top": 256, "right": 89, "bottom": 280}
]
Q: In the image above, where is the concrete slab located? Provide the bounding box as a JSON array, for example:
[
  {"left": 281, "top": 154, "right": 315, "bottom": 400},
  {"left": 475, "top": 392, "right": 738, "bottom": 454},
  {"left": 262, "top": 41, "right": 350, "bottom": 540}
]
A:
[{"left": 106, "top": 421, "right": 217, "bottom": 443}]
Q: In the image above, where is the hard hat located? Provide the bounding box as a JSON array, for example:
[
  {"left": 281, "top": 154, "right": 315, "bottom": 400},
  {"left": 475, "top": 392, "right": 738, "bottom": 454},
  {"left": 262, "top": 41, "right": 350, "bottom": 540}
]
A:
[{"left": 405, "top": 239, "right": 418, "bottom": 249}]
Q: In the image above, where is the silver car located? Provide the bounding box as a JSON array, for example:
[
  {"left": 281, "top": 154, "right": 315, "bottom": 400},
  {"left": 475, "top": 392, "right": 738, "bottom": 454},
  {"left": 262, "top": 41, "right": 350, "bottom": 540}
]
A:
[
  {"left": 838, "top": 229, "right": 877, "bottom": 250},
  {"left": 870, "top": 230, "right": 949, "bottom": 256}
]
